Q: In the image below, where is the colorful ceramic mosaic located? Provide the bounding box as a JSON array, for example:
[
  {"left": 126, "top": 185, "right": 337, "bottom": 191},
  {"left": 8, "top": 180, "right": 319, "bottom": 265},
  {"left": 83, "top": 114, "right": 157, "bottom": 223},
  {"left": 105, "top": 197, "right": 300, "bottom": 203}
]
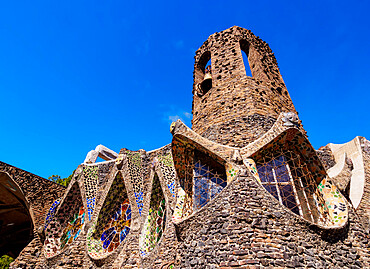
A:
[
  {"left": 139, "top": 173, "right": 166, "bottom": 256},
  {"left": 115, "top": 153, "right": 124, "bottom": 165},
  {"left": 317, "top": 178, "right": 348, "bottom": 226},
  {"left": 87, "top": 172, "right": 131, "bottom": 258},
  {"left": 126, "top": 150, "right": 144, "bottom": 215},
  {"left": 243, "top": 158, "right": 261, "bottom": 182},
  {"left": 225, "top": 163, "right": 239, "bottom": 183},
  {"left": 158, "top": 153, "right": 177, "bottom": 197},
  {"left": 44, "top": 182, "right": 85, "bottom": 258},
  {"left": 60, "top": 206, "right": 85, "bottom": 249},
  {"left": 44, "top": 198, "right": 61, "bottom": 230},
  {"left": 252, "top": 132, "right": 330, "bottom": 224},
  {"left": 172, "top": 139, "right": 195, "bottom": 218},
  {"left": 172, "top": 138, "right": 227, "bottom": 220},
  {"left": 83, "top": 166, "right": 99, "bottom": 221},
  {"left": 172, "top": 187, "right": 187, "bottom": 223}
]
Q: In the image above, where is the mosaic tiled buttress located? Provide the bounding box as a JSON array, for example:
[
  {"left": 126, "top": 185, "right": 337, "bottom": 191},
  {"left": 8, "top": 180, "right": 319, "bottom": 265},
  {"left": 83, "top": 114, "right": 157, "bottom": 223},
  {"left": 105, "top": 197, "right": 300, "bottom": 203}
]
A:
[
  {"left": 140, "top": 173, "right": 166, "bottom": 256},
  {"left": 87, "top": 172, "right": 131, "bottom": 258},
  {"left": 158, "top": 153, "right": 177, "bottom": 197},
  {"left": 172, "top": 139, "right": 195, "bottom": 219},
  {"left": 44, "top": 183, "right": 85, "bottom": 258},
  {"left": 44, "top": 198, "right": 61, "bottom": 230},
  {"left": 126, "top": 150, "right": 144, "bottom": 215},
  {"left": 173, "top": 187, "right": 188, "bottom": 223},
  {"left": 83, "top": 165, "right": 99, "bottom": 221},
  {"left": 243, "top": 158, "right": 261, "bottom": 182},
  {"left": 317, "top": 178, "right": 348, "bottom": 226}
]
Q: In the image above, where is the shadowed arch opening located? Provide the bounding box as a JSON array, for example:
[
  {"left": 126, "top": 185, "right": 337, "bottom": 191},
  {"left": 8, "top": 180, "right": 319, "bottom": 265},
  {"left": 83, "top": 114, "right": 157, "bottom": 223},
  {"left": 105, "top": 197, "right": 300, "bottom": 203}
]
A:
[
  {"left": 87, "top": 171, "right": 131, "bottom": 259},
  {"left": 0, "top": 172, "right": 33, "bottom": 258},
  {"left": 44, "top": 181, "right": 85, "bottom": 258},
  {"left": 139, "top": 172, "right": 166, "bottom": 256},
  {"left": 195, "top": 51, "right": 212, "bottom": 96}
]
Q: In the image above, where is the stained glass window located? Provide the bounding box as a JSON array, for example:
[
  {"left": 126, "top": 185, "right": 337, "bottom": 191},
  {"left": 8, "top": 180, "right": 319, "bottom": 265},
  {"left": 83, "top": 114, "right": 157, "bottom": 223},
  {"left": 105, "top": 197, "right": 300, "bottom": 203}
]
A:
[
  {"left": 172, "top": 138, "right": 227, "bottom": 220},
  {"left": 60, "top": 206, "right": 85, "bottom": 249},
  {"left": 44, "top": 183, "right": 85, "bottom": 258},
  {"left": 87, "top": 172, "right": 131, "bottom": 258},
  {"left": 254, "top": 147, "right": 327, "bottom": 223},
  {"left": 257, "top": 155, "right": 301, "bottom": 215},
  {"left": 193, "top": 159, "right": 226, "bottom": 210},
  {"left": 100, "top": 199, "right": 131, "bottom": 252}
]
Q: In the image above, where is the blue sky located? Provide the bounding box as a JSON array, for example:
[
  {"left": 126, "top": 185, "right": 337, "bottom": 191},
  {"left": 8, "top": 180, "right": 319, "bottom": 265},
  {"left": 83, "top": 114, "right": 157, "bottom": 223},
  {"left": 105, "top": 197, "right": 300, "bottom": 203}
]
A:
[{"left": 0, "top": 1, "right": 369, "bottom": 178}]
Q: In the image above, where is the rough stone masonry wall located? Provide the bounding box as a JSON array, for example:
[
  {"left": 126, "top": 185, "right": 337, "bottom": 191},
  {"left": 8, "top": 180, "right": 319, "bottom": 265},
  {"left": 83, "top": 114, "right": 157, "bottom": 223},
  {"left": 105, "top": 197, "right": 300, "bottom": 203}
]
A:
[
  {"left": 192, "top": 26, "right": 297, "bottom": 147},
  {"left": 175, "top": 173, "right": 370, "bottom": 268},
  {"left": 193, "top": 77, "right": 283, "bottom": 148},
  {"left": 316, "top": 145, "right": 336, "bottom": 171},
  {"left": 0, "top": 161, "right": 65, "bottom": 268},
  {"left": 358, "top": 137, "right": 370, "bottom": 232},
  {"left": 0, "top": 161, "right": 65, "bottom": 229}
]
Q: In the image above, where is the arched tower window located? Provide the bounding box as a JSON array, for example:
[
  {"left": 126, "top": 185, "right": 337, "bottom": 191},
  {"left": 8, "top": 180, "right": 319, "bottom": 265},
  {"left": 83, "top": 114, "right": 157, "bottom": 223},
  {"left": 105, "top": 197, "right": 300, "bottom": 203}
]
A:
[
  {"left": 195, "top": 51, "right": 212, "bottom": 96},
  {"left": 239, "top": 40, "right": 253, "bottom": 77}
]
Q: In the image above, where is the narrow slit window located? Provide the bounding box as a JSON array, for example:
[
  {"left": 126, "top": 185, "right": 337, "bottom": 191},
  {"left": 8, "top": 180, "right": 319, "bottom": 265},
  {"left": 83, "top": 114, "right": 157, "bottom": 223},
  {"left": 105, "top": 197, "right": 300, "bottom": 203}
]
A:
[{"left": 239, "top": 40, "right": 253, "bottom": 77}]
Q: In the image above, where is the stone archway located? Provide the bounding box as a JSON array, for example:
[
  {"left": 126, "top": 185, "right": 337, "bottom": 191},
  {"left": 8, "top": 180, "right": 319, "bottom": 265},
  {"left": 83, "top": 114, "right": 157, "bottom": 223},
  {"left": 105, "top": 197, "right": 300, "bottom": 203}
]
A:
[{"left": 0, "top": 172, "right": 33, "bottom": 258}]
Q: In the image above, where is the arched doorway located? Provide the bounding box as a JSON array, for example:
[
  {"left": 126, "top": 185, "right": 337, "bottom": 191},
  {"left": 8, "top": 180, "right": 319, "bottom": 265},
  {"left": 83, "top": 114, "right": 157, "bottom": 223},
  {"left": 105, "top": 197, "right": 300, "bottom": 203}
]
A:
[{"left": 0, "top": 172, "right": 33, "bottom": 258}]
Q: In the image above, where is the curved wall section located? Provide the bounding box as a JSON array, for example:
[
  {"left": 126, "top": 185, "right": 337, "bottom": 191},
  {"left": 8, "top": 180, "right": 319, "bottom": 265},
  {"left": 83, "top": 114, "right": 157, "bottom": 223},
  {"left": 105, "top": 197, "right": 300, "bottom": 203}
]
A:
[
  {"left": 44, "top": 182, "right": 85, "bottom": 258},
  {"left": 139, "top": 172, "right": 166, "bottom": 256},
  {"left": 87, "top": 172, "right": 131, "bottom": 259},
  {"left": 0, "top": 172, "right": 33, "bottom": 258}
]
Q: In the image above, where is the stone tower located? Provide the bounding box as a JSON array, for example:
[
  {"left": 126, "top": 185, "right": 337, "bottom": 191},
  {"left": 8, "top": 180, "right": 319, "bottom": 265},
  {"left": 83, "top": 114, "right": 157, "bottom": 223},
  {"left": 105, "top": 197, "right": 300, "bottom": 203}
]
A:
[{"left": 192, "top": 26, "right": 297, "bottom": 147}]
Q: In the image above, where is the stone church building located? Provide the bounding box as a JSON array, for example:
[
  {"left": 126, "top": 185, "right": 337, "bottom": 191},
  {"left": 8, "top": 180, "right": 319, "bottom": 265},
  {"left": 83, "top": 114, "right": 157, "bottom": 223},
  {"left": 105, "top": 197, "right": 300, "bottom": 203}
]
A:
[{"left": 1, "top": 26, "right": 369, "bottom": 268}]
